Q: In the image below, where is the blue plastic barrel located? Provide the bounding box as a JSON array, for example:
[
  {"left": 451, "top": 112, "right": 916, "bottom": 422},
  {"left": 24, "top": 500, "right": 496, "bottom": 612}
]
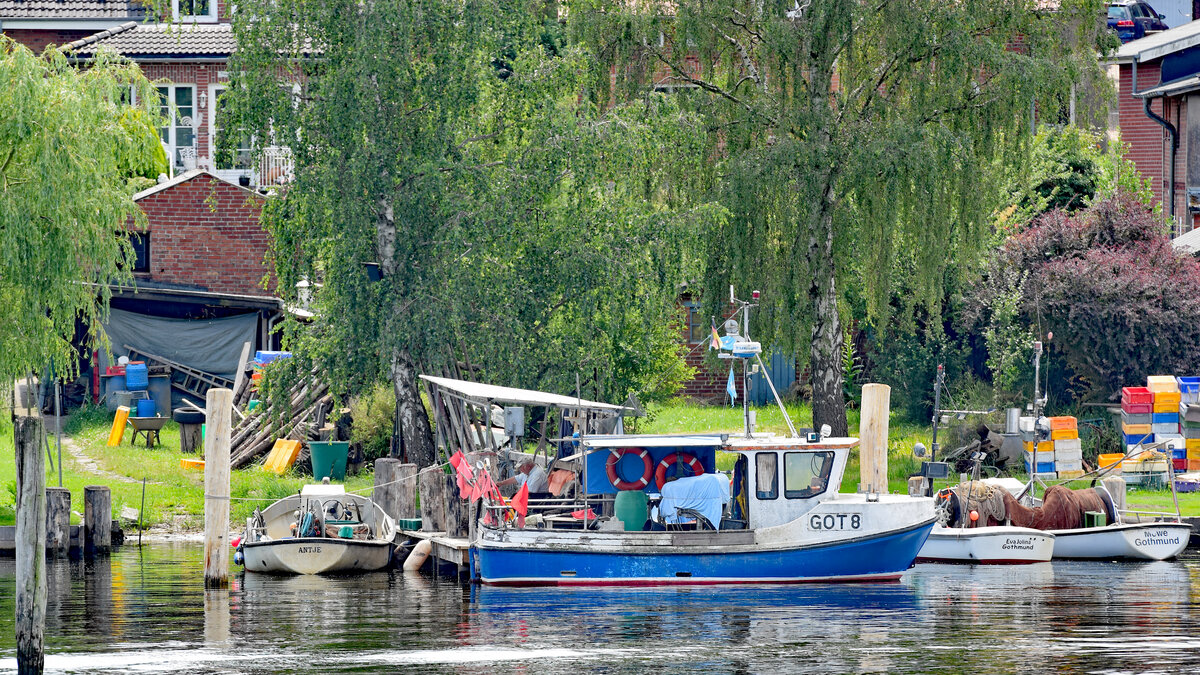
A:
[
  {"left": 126, "top": 363, "right": 149, "bottom": 389},
  {"left": 136, "top": 398, "right": 156, "bottom": 418}
]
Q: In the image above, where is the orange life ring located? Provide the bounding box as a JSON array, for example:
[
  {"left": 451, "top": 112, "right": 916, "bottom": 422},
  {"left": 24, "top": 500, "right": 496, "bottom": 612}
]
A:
[
  {"left": 655, "top": 452, "right": 704, "bottom": 489},
  {"left": 606, "top": 447, "right": 653, "bottom": 490}
]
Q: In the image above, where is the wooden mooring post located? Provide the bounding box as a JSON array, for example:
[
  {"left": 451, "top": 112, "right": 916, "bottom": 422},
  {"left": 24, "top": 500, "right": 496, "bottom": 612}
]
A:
[
  {"left": 859, "top": 383, "right": 891, "bottom": 494},
  {"left": 15, "top": 411, "right": 47, "bottom": 674},
  {"left": 203, "top": 388, "right": 233, "bottom": 588},
  {"left": 444, "top": 473, "right": 467, "bottom": 537},
  {"left": 83, "top": 486, "right": 111, "bottom": 556},
  {"left": 45, "top": 487, "right": 70, "bottom": 558},
  {"left": 419, "top": 466, "right": 446, "bottom": 532},
  {"left": 397, "top": 463, "right": 417, "bottom": 520}
]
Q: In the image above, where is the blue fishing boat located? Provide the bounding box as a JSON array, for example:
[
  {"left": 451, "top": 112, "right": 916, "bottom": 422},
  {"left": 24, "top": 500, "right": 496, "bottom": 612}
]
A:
[{"left": 455, "top": 290, "right": 935, "bottom": 586}]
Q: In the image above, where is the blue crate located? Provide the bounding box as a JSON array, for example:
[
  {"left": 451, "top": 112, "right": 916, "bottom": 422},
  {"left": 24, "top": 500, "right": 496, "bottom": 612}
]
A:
[
  {"left": 1153, "top": 412, "right": 1180, "bottom": 423},
  {"left": 1125, "top": 433, "right": 1154, "bottom": 445},
  {"left": 1024, "top": 460, "right": 1056, "bottom": 473},
  {"left": 1173, "top": 448, "right": 1188, "bottom": 460}
]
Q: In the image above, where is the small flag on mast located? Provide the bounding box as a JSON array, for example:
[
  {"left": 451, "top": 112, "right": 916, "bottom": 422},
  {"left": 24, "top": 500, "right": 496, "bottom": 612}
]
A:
[
  {"left": 727, "top": 366, "right": 737, "bottom": 405},
  {"left": 710, "top": 320, "right": 721, "bottom": 351}
]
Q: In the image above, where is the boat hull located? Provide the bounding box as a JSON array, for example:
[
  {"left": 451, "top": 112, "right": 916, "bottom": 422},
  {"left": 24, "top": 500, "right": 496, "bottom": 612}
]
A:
[
  {"left": 1049, "top": 522, "right": 1191, "bottom": 561},
  {"left": 242, "top": 538, "right": 393, "bottom": 575},
  {"left": 474, "top": 519, "right": 935, "bottom": 586},
  {"left": 916, "top": 525, "right": 1055, "bottom": 564}
]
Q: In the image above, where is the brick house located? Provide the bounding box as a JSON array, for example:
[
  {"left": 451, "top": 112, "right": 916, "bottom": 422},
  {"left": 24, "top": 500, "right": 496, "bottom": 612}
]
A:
[
  {"left": 1112, "top": 22, "right": 1200, "bottom": 235},
  {"left": 1, "top": 0, "right": 289, "bottom": 188}
]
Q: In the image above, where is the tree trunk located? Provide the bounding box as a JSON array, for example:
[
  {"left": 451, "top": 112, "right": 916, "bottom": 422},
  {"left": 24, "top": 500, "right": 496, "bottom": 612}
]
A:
[
  {"left": 391, "top": 348, "right": 436, "bottom": 468},
  {"left": 807, "top": 191, "right": 849, "bottom": 438}
]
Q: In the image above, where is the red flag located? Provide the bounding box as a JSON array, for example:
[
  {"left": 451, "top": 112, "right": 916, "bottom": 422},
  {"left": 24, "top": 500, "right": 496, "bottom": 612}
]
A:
[
  {"left": 511, "top": 482, "right": 529, "bottom": 517},
  {"left": 449, "top": 451, "right": 473, "bottom": 498}
]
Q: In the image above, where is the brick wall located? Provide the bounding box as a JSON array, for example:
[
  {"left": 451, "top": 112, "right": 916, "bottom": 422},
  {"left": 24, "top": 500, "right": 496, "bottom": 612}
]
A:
[
  {"left": 134, "top": 174, "right": 272, "bottom": 296},
  {"left": 1119, "top": 62, "right": 1194, "bottom": 230},
  {"left": 3, "top": 28, "right": 94, "bottom": 52},
  {"left": 139, "top": 61, "right": 230, "bottom": 167}
]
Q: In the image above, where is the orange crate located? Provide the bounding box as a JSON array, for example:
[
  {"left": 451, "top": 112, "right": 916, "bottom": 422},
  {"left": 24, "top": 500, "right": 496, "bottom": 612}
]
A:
[
  {"left": 1190, "top": 459, "right": 1200, "bottom": 472},
  {"left": 1048, "top": 416, "right": 1077, "bottom": 431},
  {"left": 1098, "top": 453, "right": 1125, "bottom": 471}
]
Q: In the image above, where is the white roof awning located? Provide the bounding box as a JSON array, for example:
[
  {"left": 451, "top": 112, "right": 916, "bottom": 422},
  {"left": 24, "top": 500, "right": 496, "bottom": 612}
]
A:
[
  {"left": 1134, "top": 74, "right": 1200, "bottom": 98},
  {"left": 419, "top": 375, "right": 630, "bottom": 412},
  {"left": 580, "top": 434, "right": 728, "bottom": 449},
  {"left": 1113, "top": 22, "right": 1200, "bottom": 63}
]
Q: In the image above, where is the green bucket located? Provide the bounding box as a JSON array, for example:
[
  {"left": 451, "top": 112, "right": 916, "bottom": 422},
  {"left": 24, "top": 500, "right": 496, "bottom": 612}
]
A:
[{"left": 309, "top": 441, "right": 349, "bottom": 481}]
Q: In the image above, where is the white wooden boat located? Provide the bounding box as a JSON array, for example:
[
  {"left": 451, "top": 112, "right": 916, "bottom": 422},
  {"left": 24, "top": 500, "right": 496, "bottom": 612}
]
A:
[
  {"left": 917, "top": 525, "right": 1055, "bottom": 564},
  {"left": 238, "top": 484, "right": 396, "bottom": 575},
  {"left": 1048, "top": 522, "right": 1191, "bottom": 561}
]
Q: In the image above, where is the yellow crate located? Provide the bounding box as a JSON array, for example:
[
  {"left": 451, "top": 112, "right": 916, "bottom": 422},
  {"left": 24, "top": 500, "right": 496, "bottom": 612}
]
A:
[
  {"left": 1023, "top": 441, "right": 1055, "bottom": 454},
  {"left": 1188, "top": 448, "right": 1200, "bottom": 460},
  {"left": 1154, "top": 391, "right": 1182, "bottom": 406},
  {"left": 1123, "top": 423, "right": 1152, "bottom": 435},
  {"left": 263, "top": 439, "right": 303, "bottom": 475},
  {"left": 1051, "top": 428, "right": 1079, "bottom": 440},
  {"left": 1057, "top": 470, "right": 1086, "bottom": 480},
  {"left": 1187, "top": 438, "right": 1200, "bottom": 451},
  {"left": 1098, "top": 453, "right": 1125, "bottom": 471}
]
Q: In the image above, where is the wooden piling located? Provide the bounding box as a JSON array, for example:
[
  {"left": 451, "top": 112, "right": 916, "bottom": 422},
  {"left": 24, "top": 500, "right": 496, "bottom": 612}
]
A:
[
  {"left": 859, "top": 383, "right": 891, "bottom": 494},
  {"left": 374, "top": 459, "right": 401, "bottom": 521},
  {"left": 1103, "top": 475, "right": 1127, "bottom": 512},
  {"left": 83, "top": 485, "right": 111, "bottom": 555},
  {"left": 16, "top": 412, "right": 47, "bottom": 675},
  {"left": 397, "top": 463, "right": 417, "bottom": 520},
  {"left": 444, "top": 473, "right": 467, "bottom": 537},
  {"left": 179, "top": 423, "right": 203, "bottom": 454},
  {"left": 203, "top": 388, "right": 233, "bottom": 589},
  {"left": 45, "top": 487, "right": 70, "bottom": 558},
  {"left": 419, "top": 466, "right": 446, "bottom": 532}
]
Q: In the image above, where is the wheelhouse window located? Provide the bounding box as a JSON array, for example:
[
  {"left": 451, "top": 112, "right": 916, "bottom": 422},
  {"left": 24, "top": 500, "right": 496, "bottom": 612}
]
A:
[
  {"left": 128, "top": 232, "right": 150, "bottom": 273},
  {"left": 755, "top": 452, "right": 778, "bottom": 500},
  {"left": 783, "top": 451, "right": 835, "bottom": 499},
  {"left": 156, "top": 85, "right": 197, "bottom": 174}
]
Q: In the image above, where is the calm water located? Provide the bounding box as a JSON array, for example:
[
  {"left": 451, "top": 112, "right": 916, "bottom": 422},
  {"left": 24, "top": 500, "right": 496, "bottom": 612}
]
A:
[{"left": 1, "top": 543, "right": 1199, "bottom": 673}]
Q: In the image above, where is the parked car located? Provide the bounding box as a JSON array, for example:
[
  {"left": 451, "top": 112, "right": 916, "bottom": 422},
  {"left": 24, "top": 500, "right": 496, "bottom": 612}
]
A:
[{"left": 1108, "top": 1, "right": 1170, "bottom": 42}]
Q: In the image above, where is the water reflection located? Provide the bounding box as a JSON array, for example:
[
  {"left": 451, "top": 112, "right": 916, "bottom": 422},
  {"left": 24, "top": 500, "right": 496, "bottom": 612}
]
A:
[{"left": 0, "top": 545, "right": 1196, "bottom": 673}]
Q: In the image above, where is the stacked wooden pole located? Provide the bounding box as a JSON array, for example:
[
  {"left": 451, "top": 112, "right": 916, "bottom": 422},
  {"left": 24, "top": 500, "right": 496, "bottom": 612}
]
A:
[
  {"left": 229, "top": 376, "right": 330, "bottom": 469},
  {"left": 204, "top": 388, "right": 233, "bottom": 589}
]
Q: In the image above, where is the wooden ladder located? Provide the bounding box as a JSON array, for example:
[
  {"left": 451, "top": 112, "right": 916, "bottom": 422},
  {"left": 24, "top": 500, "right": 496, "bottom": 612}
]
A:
[{"left": 123, "top": 344, "right": 234, "bottom": 400}]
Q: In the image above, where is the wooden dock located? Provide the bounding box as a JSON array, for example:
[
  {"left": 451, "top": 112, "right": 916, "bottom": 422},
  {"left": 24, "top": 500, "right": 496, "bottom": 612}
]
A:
[{"left": 401, "top": 530, "right": 471, "bottom": 576}]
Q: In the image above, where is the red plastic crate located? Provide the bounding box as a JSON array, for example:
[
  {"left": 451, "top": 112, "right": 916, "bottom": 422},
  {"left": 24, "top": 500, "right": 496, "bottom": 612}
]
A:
[
  {"left": 1123, "top": 387, "right": 1153, "bottom": 405},
  {"left": 1122, "top": 402, "right": 1152, "bottom": 414},
  {"left": 1175, "top": 458, "right": 1188, "bottom": 471}
]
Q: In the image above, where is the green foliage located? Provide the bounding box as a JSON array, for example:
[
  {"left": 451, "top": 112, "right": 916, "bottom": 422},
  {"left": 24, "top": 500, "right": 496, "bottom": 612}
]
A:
[
  {"left": 1002, "top": 126, "right": 1156, "bottom": 227},
  {"left": 227, "top": 0, "right": 712, "bottom": 413},
  {"left": 350, "top": 382, "right": 396, "bottom": 462},
  {"left": 842, "top": 327, "right": 863, "bottom": 409},
  {"left": 983, "top": 269, "right": 1036, "bottom": 405},
  {"left": 0, "top": 39, "right": 165, "bottom": 383},
  {"left": 571, "top": 0, "right": 1108, "bottom": 433}
]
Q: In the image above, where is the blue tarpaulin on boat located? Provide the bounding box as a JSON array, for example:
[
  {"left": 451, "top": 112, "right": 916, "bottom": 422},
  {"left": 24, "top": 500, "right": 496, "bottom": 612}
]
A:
[
  {"left": 658, "top": 473, "right": 731, "bottom": 528},
  {"left": 584, "top": 441, "right": 721, "bottom": 495}
]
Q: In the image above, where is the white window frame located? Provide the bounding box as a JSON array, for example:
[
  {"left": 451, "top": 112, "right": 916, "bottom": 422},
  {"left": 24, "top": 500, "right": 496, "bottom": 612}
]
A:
[
  {"left": 153, "top": 84, "right": 198, "bottom": 174},
  {"left": 173, "top": 0, "right": 218, "bottom": 23},
  {"left": 209, "top": 84, "right": 255, "bottom": 181}
]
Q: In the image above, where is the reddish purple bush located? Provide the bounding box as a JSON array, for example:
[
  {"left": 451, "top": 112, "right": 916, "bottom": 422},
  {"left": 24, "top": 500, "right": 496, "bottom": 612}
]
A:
[{"left": 1003, "top": 194, "right": 1200, "bottom": 396}]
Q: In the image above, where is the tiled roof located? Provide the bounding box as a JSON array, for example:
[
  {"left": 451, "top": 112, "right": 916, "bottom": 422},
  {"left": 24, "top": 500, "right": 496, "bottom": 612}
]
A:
[
  {"left": 0, "top": 0, "right": 145, "bottom": 19},
  {"left": 66, "top": 22, "right": 235, "bottom": 57}
]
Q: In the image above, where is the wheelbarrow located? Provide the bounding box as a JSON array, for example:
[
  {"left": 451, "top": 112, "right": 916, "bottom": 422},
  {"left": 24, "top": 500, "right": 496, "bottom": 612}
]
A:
[{"left": 127, "top": 416, "right": 168, "bottom": 448}]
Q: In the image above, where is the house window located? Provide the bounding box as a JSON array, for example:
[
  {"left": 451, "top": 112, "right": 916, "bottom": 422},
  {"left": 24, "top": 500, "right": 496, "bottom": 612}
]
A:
[
  {"left": 684, "top": 302, "right": 704, "bottom": 343},
  {"left": 211, "top": 87, "right": 253, "bottom": 171},
  {"left": 783, "top": 452, "right": 835, "bottom": 499},
  {"left": 128, "top": 233, "right": 150, "bottom": 273},
  {"left": 174, "top": 0, "right": 216, "bottom": 21},
  {"left": 157, "top": 85, "right": 197, "bottom": 173},
  {"left": 755, "top": 452, "right": 778, "bottom": 500}
]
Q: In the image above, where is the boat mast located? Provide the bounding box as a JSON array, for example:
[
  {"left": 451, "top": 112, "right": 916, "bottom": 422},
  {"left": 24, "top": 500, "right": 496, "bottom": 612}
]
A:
[
  {"left": 931, "top": 364, "right": 944, "bottom": 463},
  {"left": 742, "top": 289, "right": 752, "bottom": 438}
]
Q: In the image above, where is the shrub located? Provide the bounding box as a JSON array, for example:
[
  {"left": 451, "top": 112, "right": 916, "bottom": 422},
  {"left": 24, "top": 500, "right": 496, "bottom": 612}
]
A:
[{"left": 350, "top": 382, "right": 395, "bottom": 462}]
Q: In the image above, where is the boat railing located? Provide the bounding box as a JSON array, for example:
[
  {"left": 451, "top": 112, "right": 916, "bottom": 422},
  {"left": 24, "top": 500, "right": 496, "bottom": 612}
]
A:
[{"left": 1117, "top": 508, "right": 1185, "bottom": 523}]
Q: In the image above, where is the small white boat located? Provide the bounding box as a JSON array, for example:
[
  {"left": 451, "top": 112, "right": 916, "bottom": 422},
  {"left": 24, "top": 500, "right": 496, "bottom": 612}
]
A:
[
  {"left": 238, "top": 484, "right": 396, "bottom": 575},
  {"left": 918, "top": 525, "right": 1055, "bottom": 564},
  {"left": 1048, "top": 522, "right": 1191, "bottom": 561}
]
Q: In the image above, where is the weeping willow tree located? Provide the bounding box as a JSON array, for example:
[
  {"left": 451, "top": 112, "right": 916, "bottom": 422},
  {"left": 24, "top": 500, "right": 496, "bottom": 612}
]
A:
[
  {"left": 227, "top": 1, "right": 716, "bottom": 465},
  {"left": 572, "top": 0, "right": 1104, "bottom": 434},
  {"left": 0, "top": 39, "right": 165, "bottom": 387}
]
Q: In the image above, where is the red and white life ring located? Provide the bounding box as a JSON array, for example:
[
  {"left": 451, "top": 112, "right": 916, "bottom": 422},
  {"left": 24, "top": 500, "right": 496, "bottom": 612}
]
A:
[
  {"left": 606, "top": 447, "right": 653, "bottom": 490},
  {"left": 655, "top": 452, "right": 704, "bottom": 489}
]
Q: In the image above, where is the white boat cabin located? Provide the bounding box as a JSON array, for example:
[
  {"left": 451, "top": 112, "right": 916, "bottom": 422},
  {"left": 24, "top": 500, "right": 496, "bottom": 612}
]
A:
[{"left": 579, "top": 433, "right": 859, "bottom": 531}]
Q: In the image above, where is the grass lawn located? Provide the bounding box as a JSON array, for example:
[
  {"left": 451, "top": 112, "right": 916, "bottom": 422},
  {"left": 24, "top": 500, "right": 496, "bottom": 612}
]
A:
[
  {"left": 0, "top": 406, "right": 372, "bottom": 529},
  {"left": 639, "top": 399, "right": 1200, "bottom": 517}
]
